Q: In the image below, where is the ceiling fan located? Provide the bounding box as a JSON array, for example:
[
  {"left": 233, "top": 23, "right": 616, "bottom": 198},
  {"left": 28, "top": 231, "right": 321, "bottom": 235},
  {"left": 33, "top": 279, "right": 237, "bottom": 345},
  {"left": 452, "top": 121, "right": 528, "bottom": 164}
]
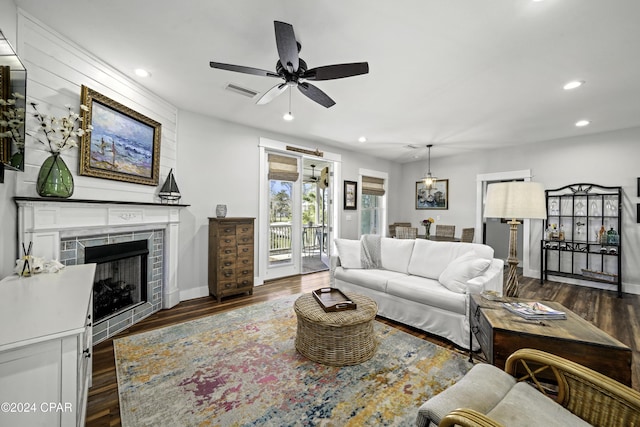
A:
[
  {"left": 305, "top": 164, "right": 319, "bottom": 183},
  {"left": 210, "top": 21, "right": 369, "bottom": 108}
]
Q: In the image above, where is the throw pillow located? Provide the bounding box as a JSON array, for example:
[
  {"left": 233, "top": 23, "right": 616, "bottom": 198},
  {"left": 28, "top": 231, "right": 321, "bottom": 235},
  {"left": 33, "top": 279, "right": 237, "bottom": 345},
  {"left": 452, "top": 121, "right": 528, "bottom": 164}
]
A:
[
  {"left": 439, "top": 251, "right": 491, "bottom": 293},
  {"left": 334, "top": 238, "right": 362, "bottom": 269}
]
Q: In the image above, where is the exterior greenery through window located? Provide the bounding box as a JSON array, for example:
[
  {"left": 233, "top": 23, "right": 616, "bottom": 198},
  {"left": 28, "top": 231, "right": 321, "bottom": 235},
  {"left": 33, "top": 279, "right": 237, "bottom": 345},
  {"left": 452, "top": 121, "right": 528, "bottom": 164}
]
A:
[{"left": 360, "top": 175, "right": 386, "bottom": 236}]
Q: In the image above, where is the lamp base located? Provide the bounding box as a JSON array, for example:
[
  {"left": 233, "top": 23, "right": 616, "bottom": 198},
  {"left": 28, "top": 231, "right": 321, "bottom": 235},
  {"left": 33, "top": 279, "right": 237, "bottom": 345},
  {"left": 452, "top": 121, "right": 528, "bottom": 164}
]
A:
[{"left": 505, "top": 219, "right": 521, "bottom": 297}]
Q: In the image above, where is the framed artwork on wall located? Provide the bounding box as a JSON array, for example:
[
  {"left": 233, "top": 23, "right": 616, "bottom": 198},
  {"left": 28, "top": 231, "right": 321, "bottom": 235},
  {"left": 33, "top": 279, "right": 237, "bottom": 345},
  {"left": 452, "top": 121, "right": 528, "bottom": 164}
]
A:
[
  {"left": 344, "top": 180, "right": 357, "bottom": 210},
  {"left": 79, "top": 85, "right": 162, "bottom": 186},
  {"left": 416, "top": 179, "right": 449, "bottom": 210}
]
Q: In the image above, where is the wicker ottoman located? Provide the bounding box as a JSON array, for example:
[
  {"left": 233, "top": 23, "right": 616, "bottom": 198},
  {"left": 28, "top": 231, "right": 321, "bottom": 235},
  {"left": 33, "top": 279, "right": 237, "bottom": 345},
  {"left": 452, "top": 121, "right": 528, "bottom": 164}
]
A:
[{"left": 293, "top": 292, "right": 378, "bottom": 366}]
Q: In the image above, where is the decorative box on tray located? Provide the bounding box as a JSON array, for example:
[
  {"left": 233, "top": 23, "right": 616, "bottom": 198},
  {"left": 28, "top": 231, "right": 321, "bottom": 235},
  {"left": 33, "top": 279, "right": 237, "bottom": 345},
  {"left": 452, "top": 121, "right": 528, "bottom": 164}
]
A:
[{"left": 312, "top": 288, "right": 357, "bottom": 312}]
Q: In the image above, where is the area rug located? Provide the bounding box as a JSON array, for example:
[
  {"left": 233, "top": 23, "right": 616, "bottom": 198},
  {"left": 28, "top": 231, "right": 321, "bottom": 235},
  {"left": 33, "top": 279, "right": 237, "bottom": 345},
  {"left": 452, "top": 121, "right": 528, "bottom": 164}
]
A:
[{"left": 114, "top": 294, "right": 472, "bottom": 426}]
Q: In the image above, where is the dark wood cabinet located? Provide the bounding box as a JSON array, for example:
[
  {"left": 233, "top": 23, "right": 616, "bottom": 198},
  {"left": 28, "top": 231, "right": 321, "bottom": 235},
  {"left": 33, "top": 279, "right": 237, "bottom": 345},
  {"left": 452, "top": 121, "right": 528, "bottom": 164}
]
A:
[{"left": 208, "top": 217, "right": 255, "bottom": 302}]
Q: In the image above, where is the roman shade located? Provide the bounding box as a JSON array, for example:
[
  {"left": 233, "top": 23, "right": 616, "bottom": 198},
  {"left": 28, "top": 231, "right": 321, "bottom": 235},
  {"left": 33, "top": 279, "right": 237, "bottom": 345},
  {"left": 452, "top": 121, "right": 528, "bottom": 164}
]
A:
[
  {"left": 362, "top": 176, "right": 385, "bottom": 196},
  {"left": 268, "top": 154, "right": 299, "bottom": 182}
]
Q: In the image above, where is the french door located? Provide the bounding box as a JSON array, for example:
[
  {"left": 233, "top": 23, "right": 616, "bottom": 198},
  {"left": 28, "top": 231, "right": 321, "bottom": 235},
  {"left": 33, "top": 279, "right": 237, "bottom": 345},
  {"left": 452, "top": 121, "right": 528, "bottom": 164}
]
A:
[{"left": 259, "top": 144, "right": 337, "bottom": 281}]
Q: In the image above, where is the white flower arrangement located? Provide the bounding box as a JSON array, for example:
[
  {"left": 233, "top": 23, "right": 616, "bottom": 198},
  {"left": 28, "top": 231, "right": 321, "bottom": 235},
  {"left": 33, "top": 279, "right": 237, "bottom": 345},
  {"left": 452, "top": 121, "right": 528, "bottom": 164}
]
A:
[
  {"left": 30, "top": 102, "right": 93, "bottom": 154},
  {"left": 0, "top": 92, "right": 26, "bottom": 150}
]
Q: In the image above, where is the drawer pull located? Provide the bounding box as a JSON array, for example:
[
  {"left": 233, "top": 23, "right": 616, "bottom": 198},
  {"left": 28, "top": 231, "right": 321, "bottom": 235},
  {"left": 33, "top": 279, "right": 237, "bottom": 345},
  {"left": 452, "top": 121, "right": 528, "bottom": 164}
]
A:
[
  {"left": 224, "top": 261, "right": 233, "bottom": 266},
  {"left": 224, "top": 272, "right": 233, "bottom": 277},
  {"left": 224, "top": 228, "right": 233, "bottom": 232},
  {"left": 225, "top": 283, "right": 233, "bottom": 289},
  {"left": 224, "top": 239, "right": 232, "bottom": 243},
  {"left": 224, "top": 249, "right": 233, "bottom": 254}
]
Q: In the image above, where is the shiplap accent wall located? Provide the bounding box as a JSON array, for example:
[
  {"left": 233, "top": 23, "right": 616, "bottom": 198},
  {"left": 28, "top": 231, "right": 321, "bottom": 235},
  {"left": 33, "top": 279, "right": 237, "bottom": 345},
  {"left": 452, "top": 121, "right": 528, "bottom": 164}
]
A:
[{"left": 16, "top": 11, "right": 178, "bottom": 201}]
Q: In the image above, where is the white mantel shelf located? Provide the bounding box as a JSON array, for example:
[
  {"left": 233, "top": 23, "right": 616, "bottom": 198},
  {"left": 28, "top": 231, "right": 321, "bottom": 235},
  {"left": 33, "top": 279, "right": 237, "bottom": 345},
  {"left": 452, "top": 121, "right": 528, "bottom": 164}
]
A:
[{"left": 14, "top": 197, "right": 186, "bottom": 310}]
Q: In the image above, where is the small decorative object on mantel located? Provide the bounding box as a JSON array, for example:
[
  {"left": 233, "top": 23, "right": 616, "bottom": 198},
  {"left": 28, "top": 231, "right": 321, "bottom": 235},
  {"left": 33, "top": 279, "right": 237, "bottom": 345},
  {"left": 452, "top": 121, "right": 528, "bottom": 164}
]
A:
[
  {"left": 158, "top": 168, "right": 181, "bottom": 204},
  {"left": 30, "top": 102, "right": 93, "bottom": 198},
  {"left": 216, "top": 204, "right": 227, "bottom": 218}
]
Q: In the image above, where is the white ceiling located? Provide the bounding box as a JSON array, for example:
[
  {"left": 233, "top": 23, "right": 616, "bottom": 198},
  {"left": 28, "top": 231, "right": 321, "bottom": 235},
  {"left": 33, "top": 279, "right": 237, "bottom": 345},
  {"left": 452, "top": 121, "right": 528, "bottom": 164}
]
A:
[{"left": 14, "top": 0, "right": 640, "bottom": 163}]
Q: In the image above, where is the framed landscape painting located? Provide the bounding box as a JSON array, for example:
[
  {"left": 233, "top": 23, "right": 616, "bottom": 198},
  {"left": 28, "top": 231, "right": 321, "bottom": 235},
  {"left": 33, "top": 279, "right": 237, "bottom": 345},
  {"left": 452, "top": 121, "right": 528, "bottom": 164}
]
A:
[
  {"left": 416, "top": 179, "right": 449, "bottom": 210},
  {"left": 79, "top": 85, "right": 161, "bottom": 186}
]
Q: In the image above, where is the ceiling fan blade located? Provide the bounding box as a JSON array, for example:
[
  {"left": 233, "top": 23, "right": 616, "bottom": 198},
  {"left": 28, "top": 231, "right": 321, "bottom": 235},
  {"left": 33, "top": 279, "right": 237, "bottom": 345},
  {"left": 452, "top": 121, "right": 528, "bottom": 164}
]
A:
[
  {"left": 256, "top": 83, "right": 288, "bottom": 105},
  {"left": 210, "top": 61, "right": 280, "bottom": 78},
  {"left": 298, "top": 82, "right": 336, "bottom": 108},
  {"left": 302, "top": 62, "right": 369, "bottom": 81},
  {"left": 274, "top": 21, "right": 299, "bottom": 73}
]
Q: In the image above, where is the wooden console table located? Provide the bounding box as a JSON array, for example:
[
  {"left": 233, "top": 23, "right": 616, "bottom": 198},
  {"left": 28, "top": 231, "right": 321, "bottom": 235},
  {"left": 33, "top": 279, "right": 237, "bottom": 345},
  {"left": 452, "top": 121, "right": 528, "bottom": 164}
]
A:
[{"left": 469, "top": 293, "right": 632, "bottom": 386}]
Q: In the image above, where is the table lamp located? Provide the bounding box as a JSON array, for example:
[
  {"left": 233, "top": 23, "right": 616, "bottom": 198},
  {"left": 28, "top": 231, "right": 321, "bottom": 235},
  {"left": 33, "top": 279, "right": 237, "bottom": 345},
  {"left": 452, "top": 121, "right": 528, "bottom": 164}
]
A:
[{"left": 484, "top": 181, "right": 547, "bottom": 297}]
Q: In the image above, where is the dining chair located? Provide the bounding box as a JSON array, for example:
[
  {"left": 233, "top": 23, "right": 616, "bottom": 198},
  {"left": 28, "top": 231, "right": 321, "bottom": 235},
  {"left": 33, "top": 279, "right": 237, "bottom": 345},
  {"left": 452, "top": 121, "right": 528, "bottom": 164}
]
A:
[
  {"left": 389, "top": 222, "right": 412, "bottom": 238},
  {"left": 435, "top": 224, "right": 455, "bottom": 238},
  {"left": 395, "top": 226, "right": 417, "bottom": 239},
  {"left": 461, "top": 228, "right": 475, "bottom": 243}
]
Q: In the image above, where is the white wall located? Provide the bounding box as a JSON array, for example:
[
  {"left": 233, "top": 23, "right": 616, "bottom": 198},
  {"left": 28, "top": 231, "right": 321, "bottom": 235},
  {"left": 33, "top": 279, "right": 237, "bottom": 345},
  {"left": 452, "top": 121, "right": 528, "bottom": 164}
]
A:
[
  {"left": 398, "top": 127, "right": 640, "bottom": 293},
  {"left": 176, "top": 110, "right": 398, "bottom": 299},
  {"left": 0, "top": 10, "right": 178, "bottom": 281}
]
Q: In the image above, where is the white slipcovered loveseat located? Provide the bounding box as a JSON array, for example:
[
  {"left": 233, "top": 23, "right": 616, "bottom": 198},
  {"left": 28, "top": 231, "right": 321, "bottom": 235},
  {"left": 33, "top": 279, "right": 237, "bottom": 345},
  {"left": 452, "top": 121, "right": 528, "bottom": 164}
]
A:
[{"left": 330, "top": 236, "right": 504, "bottom": 350}]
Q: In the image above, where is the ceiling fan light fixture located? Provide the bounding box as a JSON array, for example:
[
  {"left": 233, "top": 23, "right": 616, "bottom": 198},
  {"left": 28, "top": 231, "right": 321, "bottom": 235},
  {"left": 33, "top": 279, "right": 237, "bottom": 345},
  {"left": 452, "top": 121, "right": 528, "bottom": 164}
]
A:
[{"left": 283, "top": 86, "right": 294, "bottom": 121}]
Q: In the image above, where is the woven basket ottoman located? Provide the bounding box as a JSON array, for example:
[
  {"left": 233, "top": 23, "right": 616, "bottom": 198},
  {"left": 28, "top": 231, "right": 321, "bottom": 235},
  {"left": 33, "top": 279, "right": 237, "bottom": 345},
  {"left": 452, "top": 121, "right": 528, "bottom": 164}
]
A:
[{"left": 293, "top": 292, "right": 378, "bottom": 366}]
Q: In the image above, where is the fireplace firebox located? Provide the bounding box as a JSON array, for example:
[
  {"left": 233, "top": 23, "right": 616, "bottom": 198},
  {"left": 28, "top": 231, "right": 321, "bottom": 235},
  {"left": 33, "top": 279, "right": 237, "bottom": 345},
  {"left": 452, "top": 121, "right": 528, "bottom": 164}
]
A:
[{"left": 85, "top": 240, "right": 149, "bottom": 323}]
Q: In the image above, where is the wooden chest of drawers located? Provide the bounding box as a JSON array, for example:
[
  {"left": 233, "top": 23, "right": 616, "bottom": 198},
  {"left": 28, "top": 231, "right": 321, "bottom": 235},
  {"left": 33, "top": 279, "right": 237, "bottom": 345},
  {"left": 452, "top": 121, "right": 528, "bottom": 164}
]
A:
[{"left": 208, "top": 217, "right": 255, "bottom": 303}]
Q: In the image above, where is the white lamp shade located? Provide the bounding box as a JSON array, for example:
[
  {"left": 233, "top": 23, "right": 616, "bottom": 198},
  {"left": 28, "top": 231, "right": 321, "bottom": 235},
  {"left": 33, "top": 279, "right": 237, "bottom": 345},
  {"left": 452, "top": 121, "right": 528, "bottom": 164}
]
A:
[{"left": 484, "top": 181, "right": 547, "bottom": 220}]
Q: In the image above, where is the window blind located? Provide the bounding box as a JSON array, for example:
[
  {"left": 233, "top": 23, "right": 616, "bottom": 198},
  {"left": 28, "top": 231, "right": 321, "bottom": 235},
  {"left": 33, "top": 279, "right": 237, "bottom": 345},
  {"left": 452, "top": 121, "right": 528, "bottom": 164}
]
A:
[
  {"left": 362, "top": 176, "right": 385, "bottom": 196},
  {"left": 268, "top": 154, "right": 299, "bottom": 182}
]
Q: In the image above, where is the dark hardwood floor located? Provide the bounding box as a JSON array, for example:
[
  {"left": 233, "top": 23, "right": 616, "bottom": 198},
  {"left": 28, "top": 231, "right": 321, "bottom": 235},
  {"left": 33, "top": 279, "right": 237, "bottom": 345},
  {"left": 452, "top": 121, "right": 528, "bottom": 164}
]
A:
[{"left": 86, "top": 272, "right": 640, "bottom": 426}]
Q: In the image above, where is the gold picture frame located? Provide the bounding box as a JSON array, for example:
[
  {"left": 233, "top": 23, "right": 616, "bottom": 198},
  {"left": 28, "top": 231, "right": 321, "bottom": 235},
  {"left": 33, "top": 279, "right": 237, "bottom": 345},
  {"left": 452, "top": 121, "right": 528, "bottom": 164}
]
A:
[{"left": 79, "top": 85, "right": 161, "bottom": 185}]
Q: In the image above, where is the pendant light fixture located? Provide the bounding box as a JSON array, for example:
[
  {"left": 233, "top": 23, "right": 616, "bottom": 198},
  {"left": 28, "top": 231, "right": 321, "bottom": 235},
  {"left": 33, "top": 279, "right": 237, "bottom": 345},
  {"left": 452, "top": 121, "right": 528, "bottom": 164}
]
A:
[
  {"left": 283, "top": 86, "right": 294, "bottom": 121},
  {"left": 421, "top": 144, "right": 438, "bottom": 190}
]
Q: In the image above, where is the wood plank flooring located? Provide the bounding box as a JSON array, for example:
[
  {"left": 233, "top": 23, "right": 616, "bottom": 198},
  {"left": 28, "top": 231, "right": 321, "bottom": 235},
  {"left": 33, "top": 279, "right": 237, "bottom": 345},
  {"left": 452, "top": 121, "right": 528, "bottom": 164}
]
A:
[{"left": 86, "top": 272, "right": 640, "bottom": 426}]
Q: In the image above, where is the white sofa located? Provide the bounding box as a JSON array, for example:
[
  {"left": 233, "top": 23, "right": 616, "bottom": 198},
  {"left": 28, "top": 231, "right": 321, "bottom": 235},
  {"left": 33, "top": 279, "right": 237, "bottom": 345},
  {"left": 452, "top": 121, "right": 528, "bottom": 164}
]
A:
[{"left": 330, "top": 237, "right": 504, "bottom": 350}]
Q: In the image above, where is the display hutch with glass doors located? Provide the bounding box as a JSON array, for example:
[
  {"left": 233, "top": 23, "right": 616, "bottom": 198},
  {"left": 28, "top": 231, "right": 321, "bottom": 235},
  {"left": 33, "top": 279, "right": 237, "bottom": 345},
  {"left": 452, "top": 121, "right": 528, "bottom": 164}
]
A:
[{"left": 540, "top": 183, "right": 622, "bottom": 297}]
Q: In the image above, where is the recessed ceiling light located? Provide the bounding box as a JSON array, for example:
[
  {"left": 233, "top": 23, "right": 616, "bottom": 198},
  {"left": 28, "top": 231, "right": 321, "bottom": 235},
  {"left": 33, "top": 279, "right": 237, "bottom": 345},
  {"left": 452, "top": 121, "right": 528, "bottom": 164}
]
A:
[
  {"left": 563, "top": 80, "right": 585, "bottom": 90},
  {"left": 575, "top": 119, "right": 590, "bottom": 127},
  {"left": 358, "top": 136, "right": 367, "bottom": 143},
  {"left": 134, "top": 68, "right": 150, "bottom": 77}
]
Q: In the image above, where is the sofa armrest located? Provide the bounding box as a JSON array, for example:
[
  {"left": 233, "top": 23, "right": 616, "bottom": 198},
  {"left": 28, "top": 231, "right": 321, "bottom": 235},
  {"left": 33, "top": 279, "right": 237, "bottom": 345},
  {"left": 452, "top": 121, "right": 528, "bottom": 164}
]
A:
[
  {"left": 466, "top": 258, "right": 504, "bottom": 295},
  {"left": 329, "top": 255, "right": 341, "bottom": 287},
  {"left": 439, "top": 408, "right": 505, "bottom": 427}
]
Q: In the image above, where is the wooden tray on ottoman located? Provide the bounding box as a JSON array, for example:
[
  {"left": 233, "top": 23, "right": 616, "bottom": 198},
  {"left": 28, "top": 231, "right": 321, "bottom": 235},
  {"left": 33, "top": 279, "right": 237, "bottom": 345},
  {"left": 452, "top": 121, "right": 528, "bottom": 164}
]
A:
[{"left": 312, "top": 287, "right": 357, "bottom": 312}]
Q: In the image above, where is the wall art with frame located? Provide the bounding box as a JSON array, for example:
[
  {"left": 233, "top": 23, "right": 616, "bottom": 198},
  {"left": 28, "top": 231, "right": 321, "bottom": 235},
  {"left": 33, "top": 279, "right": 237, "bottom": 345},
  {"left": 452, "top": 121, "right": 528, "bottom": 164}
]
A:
[
  {"left": 79, "top": 85, "right": 161, "bottom": 185},
  {"left": 344, "top": 180, "right": 357, "bottom": 210},
  {"left": 416, "top": 179, "right": 449, "bottom": 210}
]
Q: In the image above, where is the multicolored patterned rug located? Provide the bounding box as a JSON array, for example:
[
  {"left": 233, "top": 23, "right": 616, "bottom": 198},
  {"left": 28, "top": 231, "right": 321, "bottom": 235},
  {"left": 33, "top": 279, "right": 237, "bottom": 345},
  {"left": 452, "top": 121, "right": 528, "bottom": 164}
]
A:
[{"left": 114, "top": 294, "right": 472, "bottom": 426}]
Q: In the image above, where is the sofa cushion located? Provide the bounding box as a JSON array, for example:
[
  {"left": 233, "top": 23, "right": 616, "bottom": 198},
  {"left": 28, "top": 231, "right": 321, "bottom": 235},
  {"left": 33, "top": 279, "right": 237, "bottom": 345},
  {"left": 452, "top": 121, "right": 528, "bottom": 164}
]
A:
[
  {"left": 438, "top": 251, "right": 492, "bottom": 294},
  {"left": 417, "top": 363, "right": 516, "bottom": 427},
  {"left": 385, "top": 275, "right": 467, "bottom": 315},
  {"left": 487, "top": 382, "right": 591, "bottom": 427},
  {"left": 408, "top": 239, "right": 494, "bottom": 279},
  {"left": 380, "top": 237, "right": 415, "bottom": 273},
  {"left": 334, "top": 238, "right": 361, "bottom": 269},
  {"left": 334, "top": 267, "right": 407, "bottom": 293}
]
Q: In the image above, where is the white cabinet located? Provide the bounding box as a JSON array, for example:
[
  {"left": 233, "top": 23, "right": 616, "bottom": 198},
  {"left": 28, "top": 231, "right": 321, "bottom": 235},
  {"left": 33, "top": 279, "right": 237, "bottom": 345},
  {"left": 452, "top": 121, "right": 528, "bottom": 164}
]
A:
[{"left": 0, "top": 264, "right": 95, "bottom": 427}]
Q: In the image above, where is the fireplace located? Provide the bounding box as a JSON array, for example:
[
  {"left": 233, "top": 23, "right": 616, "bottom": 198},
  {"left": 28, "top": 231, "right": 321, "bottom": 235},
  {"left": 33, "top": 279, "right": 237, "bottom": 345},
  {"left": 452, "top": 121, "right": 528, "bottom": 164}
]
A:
[{"left": 85, "top": 240, "right": 149, "bottom": 323}]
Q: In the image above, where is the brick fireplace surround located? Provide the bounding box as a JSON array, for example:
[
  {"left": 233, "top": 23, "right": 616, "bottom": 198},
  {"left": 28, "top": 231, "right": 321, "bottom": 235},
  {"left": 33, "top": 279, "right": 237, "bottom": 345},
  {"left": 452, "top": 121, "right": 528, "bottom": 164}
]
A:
[{"left": 14, "top": 197, "right": 185, "bottom": 343}]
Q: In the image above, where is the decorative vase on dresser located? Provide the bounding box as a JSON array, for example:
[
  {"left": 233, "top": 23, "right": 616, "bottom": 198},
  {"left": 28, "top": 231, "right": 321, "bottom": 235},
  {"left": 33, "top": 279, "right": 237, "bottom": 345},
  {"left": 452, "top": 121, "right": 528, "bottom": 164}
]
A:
[{"left": 208, "top": 217, "right": 255, "bottom": 303}]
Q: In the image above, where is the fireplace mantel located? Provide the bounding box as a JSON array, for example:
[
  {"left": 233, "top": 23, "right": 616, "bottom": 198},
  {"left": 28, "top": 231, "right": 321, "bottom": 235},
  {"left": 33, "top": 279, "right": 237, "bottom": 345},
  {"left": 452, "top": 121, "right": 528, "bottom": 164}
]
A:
[{"left": 14, "top": 197, "right": 186, "bottom": 310}]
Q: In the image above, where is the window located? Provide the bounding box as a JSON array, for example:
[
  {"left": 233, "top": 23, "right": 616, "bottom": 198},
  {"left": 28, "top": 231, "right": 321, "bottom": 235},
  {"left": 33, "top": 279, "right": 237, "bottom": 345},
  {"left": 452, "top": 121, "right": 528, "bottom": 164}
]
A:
[{"left": 360, "top": 175, "right": 386, "bottom": 236}]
